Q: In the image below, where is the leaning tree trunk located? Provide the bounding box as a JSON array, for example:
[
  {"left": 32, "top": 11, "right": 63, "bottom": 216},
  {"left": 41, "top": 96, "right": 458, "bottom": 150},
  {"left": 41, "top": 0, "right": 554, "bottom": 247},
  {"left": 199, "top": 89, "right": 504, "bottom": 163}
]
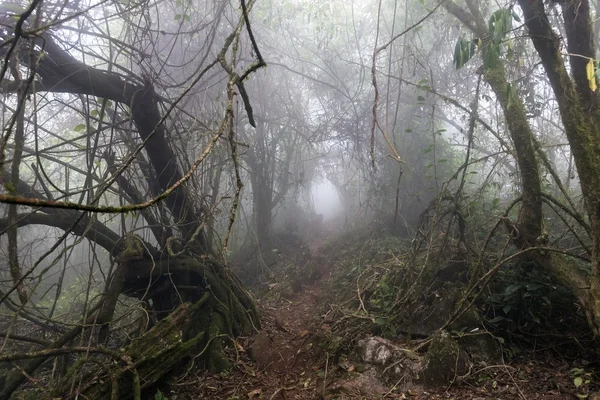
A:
[
  {"left": 41, "top": 257, "right": 259, "bottom": 400},
  {"left": 446, "top": 0, "right": 600, "bottom": 337},
  {"left": 444, "top": 1, "right": 543, "bottom": 248},
  {"left": 515, "top": 0, "right": 600, "bottom": 336},
  {"left": 0, "top": 25, "right": 261, "bottom": 398}
]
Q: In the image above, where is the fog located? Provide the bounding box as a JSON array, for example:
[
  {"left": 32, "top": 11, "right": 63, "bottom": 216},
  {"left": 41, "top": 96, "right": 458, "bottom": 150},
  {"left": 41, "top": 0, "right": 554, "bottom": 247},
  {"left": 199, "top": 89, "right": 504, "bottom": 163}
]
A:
[
  {"left": 0, "top": 0, "right": 597, "bottom": 396},
  {"left": 311, "top": 180, "right": 341, "bottom": 221}
]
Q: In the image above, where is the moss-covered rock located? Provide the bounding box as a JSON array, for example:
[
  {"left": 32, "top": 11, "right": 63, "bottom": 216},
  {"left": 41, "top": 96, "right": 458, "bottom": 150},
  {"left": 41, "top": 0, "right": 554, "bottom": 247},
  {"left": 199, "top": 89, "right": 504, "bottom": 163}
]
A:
[{"left": 421, "top": 332, "right": 470, "bottom": 386}]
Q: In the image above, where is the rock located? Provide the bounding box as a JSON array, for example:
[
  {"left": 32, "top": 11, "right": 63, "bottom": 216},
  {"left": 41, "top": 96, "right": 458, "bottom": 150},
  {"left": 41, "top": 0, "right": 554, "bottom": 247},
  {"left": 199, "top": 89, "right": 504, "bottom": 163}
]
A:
[
  {"left": 421, "top": 332, "right": 470, "bottom": 386},
  {"left": 396, "top": 286, "right": 463, "bottom": 337},
  {"left": 356, "top": 336, "right": 423, "bottom": 392},
  {"left": 457, "top": 332, "right": 502, "bottom": 364},
  {"left": 358, "top": 336, "right": 395, "bottom": 365}
]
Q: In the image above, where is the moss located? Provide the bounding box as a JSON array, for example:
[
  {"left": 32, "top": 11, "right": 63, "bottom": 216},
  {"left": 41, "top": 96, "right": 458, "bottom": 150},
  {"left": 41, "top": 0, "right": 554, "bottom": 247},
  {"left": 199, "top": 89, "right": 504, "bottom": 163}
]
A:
[
  {"left": 206, "top": 320, "right": 231, "bottom": 373},
  {"left": 37, "top": 256, "right": 259, "bottom": 399},
  {"left": 421, "top": 333, "right": 469, "bottom": 386},
  {"left": 114, "top": 233, "right": 146, "bottom": 263}
]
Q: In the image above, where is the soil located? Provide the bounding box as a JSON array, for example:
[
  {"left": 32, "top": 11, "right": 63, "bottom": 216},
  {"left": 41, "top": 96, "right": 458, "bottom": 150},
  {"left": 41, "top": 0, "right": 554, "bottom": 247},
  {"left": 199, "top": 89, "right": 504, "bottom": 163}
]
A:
[
  {"left": 169, "top": 268, "right": 325, "bottom": 400},
  {"left": 167, "top": 236, "right": 599, "bottom": 400}
]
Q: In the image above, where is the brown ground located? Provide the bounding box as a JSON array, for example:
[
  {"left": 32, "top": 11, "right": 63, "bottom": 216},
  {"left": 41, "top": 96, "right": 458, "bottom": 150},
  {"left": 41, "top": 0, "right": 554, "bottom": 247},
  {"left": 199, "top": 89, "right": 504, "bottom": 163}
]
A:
[
  {"left": 167, "top": 237, "right": 598, "bottom": 400},
  {"left": 170, "top": 276, "right": 325, "bottom": 400}
]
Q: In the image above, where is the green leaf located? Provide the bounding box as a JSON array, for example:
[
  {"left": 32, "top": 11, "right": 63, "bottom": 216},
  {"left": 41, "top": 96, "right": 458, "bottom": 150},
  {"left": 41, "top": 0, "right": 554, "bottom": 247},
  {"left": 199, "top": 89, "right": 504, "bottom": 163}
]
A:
[
  {"left": 415, "top": 79, "right": 431, "bottom": 90},
  {"left": 73, "top": 123, "right": 86, "bottom": 132},
  {"left": 90, "top": 109, "right": 99, "bottom": 117},
  {"left": 487, "top": 316, "right": 506, "bottom": 324},
  {"left": 492, "top": 197, "right": 500, "bottom": 208},
  {"left": 374, "top": 317, "right": 387, "bottom": 326},
  {"left": 483, "top": 43, "right": 500, "bottom": 69},
  {"left": 503, "top": 283, "right": 522, "bottom": 296},
  {"left": 174, "top": 14, "right": 182, "bottom": 20},
  {"left": 453, "top": 36, "right": 476, "bottom": 69},
  {"left": 526, "top": 283, "right": 543, "bottom": 292},
  {"left": 574, "top": 376, "right": 583, "bottom": 388},
  {"left": 155, "top": 389, "right": 168, "bottom": 400},
  {"left": 586, "top": 58, "right": 597, "bottom": 92},
  {"left": 489, "top": 8, "right": 513, "bottom": 44},
  {"left": 417, "top": 95, "right": 425, "bottom": 101}
]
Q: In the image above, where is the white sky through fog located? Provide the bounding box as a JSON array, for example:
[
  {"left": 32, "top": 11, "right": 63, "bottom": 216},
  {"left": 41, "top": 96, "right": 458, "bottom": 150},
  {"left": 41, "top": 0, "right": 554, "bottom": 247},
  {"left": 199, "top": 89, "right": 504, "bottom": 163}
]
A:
[{"left": 311, "top": 179, "right": 341, "bottom": 220}]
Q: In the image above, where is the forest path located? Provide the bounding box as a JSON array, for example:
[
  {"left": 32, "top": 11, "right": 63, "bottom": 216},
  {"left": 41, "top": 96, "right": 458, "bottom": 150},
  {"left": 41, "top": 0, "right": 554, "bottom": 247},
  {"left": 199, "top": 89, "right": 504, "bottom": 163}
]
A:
[
  {"left": 171, "top": 238, "right": 331, "bottom": 400},
  {"left": 168, "top": 232, "right": 586, "bottom": 400}
]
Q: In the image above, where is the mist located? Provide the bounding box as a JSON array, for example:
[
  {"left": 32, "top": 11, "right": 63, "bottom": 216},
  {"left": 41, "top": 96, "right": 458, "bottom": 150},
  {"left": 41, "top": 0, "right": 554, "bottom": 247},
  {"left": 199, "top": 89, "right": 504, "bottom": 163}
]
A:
[
  {"left": 0, "top": 0, "right": 598, "bottom": 398},
  {"left": 311, "top": 179, "right": 342, "bottom": 221}
]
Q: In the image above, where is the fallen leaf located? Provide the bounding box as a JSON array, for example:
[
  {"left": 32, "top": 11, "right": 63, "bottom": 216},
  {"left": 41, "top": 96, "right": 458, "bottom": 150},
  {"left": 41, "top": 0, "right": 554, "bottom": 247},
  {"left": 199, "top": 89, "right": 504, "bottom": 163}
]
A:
[{"left": 247, "top": 388, "right": 262, "bottom": 398}]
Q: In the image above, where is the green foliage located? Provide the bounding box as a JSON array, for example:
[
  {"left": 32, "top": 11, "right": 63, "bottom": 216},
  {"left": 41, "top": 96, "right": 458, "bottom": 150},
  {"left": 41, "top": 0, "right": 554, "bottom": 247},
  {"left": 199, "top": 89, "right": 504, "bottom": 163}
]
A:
[
  {"left": 570, "top": 368, "right": 593, "bottom": 398},
  {"left": 488, "top": 8, "right": 513, "bottom": 44},
  {"left": 453, "top": 7, "right": 515, "bottom": 70},
  {"left": 453, "top": 36, "right": 476, "bottom": 69},
  {"left": 5, "top": 182, "right": 16, "bottom": 194},
  {"left": 73, "top": 123, "right": 86, "bottom": 132},
  {"left": 155, "top": 389, "right": 169, "bottom": 400},
  {"left": 36, "top": 279, "right": 101, "bottom": 322},
  {"left": 483, "top": 262, "right": 581, "bottom": 333}
]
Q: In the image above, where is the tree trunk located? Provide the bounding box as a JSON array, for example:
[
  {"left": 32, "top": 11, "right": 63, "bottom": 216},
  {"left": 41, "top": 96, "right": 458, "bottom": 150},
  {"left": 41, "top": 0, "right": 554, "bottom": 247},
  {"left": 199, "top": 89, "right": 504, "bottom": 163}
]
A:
[
  {"left": 446, "top": 0, "right": 600, "bottom": 337},
  {"left": 0, "top": 27, "right": 261, "bottom": 398},
  {"left": 444, "top": 1, "right": 543, "bottom": 247},
  {"left": 2, "top": 255, "right": 259, "bottom": 400}
]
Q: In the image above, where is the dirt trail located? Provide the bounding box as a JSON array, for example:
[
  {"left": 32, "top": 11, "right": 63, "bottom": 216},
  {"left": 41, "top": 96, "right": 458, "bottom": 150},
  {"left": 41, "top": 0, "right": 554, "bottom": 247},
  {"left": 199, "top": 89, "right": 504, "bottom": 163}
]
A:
[
  {"left": 171, "top": 240, "right": 329, "bottom": 400},
  {"left": 168, "top": 232, "right": 592, "bottom": 400}
]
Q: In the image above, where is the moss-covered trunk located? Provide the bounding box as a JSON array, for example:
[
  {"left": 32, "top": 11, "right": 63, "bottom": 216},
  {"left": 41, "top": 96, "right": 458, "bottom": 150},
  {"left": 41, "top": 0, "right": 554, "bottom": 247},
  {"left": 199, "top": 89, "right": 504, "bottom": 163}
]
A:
[
  {"left": 515, "top": 0, "right": 600, "bottom": 336},
  {"left": 48, "top": 291, "right": 250, "bottom": 400},
  {"left": 446, "top": 0, "right": 600, "bottom": 338},
  {"left": 3, "top": 255, "right": 259, "bottom": 400}
]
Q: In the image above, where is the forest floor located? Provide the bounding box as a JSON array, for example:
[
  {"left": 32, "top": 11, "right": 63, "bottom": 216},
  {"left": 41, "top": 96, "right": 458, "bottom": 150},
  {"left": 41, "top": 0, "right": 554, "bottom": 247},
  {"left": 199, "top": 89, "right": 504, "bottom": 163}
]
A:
[{"left": 168, "top": 233, "right": 598, "bottom": 400}]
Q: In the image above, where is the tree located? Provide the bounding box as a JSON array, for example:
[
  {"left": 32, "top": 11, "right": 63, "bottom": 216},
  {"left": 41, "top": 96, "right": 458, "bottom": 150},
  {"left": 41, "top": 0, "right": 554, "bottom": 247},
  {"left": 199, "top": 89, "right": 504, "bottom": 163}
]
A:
[
  {"left": 0, "top": 0, "right": 262, "bottom": 397},
  {"left": 445, "top": 0, "right": 600, "bottom": 336}
]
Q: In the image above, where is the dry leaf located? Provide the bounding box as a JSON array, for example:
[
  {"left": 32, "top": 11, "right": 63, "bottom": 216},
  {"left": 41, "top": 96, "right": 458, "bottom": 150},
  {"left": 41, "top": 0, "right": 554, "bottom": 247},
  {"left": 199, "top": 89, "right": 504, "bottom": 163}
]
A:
[
  {"left": 247, "top": 388, "right": 262, "bottom": 398},
  {"left": 587, "top": 58, "right": 597, "bottom": 92}
]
